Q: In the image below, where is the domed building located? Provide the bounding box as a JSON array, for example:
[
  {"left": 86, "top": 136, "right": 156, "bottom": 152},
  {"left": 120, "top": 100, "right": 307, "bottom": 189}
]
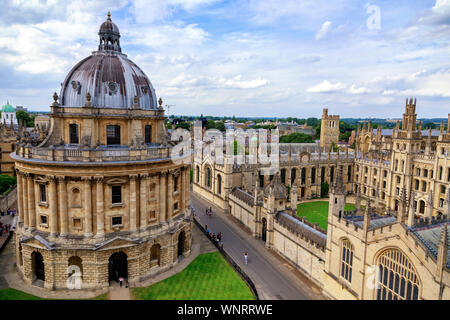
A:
[
  {"left": 1, "top": 101, "right": 17, "bottom": 126},
  {"left": 12, "top": 13, "right": 192, "bottom": 290}
]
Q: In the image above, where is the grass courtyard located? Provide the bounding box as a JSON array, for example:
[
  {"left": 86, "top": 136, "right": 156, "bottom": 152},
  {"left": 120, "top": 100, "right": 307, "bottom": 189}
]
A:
[
  {"left": 297, "top": 201, "right": 358, "bottom": 230},
  {"left": 132, "top": 252, "right": 255, "bottom": 300},
  {"left": 0, "top": 288, "right": 108, "bottom": 300}
]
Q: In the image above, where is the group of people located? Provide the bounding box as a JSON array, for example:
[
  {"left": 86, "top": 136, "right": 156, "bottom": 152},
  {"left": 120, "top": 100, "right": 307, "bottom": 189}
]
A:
[
  {"left": 0, "top": 207, "right": 16, "bottom": 217},
  {"left": 205, "top": 207, "right": 214, "bottom": 217},
  {"left": 204, "top": 224, "right": 224, "bottom": 249},
  {"left": 0, "top": 222, "right": 11, "bottom": 235}
]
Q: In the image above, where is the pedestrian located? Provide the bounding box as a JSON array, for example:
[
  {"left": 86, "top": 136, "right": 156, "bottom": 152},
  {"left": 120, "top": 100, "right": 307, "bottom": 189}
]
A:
[
  {"left": 244, "top": 251, "right": 248, "bottom": 265},
  {"left": 205, "top": 208, "right": 208, "bottom": 216},
  {"left": 119, "top": 277, "right": 123, "bottom": 287},
  {"left": 217, "top": 232, "right": 222, "bottom": 241}
]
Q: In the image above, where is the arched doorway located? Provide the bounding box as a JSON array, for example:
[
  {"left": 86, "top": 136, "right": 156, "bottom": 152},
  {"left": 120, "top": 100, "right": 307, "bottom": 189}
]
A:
[
  {"left": 108, "top": 252, "right": 128, "bottom": 282},
  {"left": 262, "top": 218, "right": 267, "bottom": 242},
  {"left": 32, "top": 251, "right": 45, "bottom": 281},
  {"left": 178, "top": 232, "right": 185, "bottom": 258}
]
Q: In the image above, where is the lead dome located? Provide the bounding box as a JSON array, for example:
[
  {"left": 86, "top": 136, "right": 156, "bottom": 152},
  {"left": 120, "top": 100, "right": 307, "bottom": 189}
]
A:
[{"left": 60, "top": 13, "right": 157, "bottom": 110}]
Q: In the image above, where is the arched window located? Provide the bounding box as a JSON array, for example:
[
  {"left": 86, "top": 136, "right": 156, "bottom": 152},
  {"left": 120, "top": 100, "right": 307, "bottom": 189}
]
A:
[
  {"left": 376, "top": 248, "right": 420, "bottom": 300},
  {"left": 196, "top": 166, "right": 200, "bottom": 183},
  {"left": 341, "top": 239, "right": 353, "bottom": 283},
  {"left": 301, "top": 168, "right": 306, "bottom": 185},
  {"left": 68, "top": 256, "right": 83, "bottom": 283},
  {"left": 419, "top": 200, "right": 426, "bottom": 214},
  {"left": 291, "top": 168, "right": 297, "bottom": 184},
  {"left": 206, "top": 167, "right": 211, "bottom": 188},
  {"left": 217, "top": 174, "right": 222, "bottom": 195},
  {"left": 70, "top": 188, "right": 81, "bottom": 208},
  {"left": 69, "top": 124, "right": 79, "bottom": 144},
  {"left": 280, "top": 169, "right": 286, "bottom": 184},
  {"left": 150, "top": 244, "right": 161, "bottom": 268}
]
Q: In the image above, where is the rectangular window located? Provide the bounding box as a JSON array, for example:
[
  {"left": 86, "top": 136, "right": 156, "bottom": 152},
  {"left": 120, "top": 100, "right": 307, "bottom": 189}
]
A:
[
  {"left": 145, "top": 125, "right": 152, "bottom": 144},
  {"left": 40, "top": 184, "right": 46, "bottom": 203},
  {"left": 69, "top": 124, "right": 79, "bottom": 144},
  {"left": 40, "top": 215, "right": 47, "bottom": 225},
  {"left": 174, "top": 176, "right": 178, "bottom": 192},
  {"left": 73, "top": 218, "right": 82, "bottom": 229},
  {"left": 106, "top": 125, "right": 121, "bottom": 145},
  {"left": 111, "top": 185, "right": 122, "bottom": 204},
  {"left": 112, "top": 216, "right": 122, "bottom": 226}
]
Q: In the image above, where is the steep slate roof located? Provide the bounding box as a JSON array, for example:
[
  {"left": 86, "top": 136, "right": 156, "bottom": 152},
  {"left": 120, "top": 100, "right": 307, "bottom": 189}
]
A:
[
  {"left": 344, "top": 214, "right": 397, "bottom": 230},
  {"left": 411, "top": 223, "right": 450, "bottom": 268},
  {"left": 231, "top": 187, "right": 255, "bottom": 206}
]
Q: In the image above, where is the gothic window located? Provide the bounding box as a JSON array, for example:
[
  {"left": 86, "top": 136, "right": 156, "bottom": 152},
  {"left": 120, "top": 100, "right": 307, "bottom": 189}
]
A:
[
  {"left": 106, "top": 125, "right": 120, "bottom": 145},
  {"left": 206, "top": 167, "right": 212, "bottom": 188},
  {"left": 347, "top": 166, "right": 351, "bottom": 181},
  {"left": 330, "top": 166, "right": 335, "bottom": 183},
  {"left": 69, "top": 124, "right": 79, "bottom": 144},
  {"left": 196, "top": 166, "right": 200, "bottom": 183},
  {"left": 301, "top": 168, "right": 306, "bottom": 185},
  {"left": 419, "top": 200, "right": 426, "bottom": 214},
  {"left": 217, "top": 174, "right": 222, "bottom": 195},
  {"left": 340, "top": 239, "right": 353, "bottom": 283},
  {"left": 281, "top": 169, "right": 286, "bottom": 184},
  {"left": 311, "top": 167, "right": 316, "bottom": 184},
  {"left": 174, "top": 176, "right": 178, "bottom": 193},
  {"left": 259, "top": 171, "right": 264, "bottom": 188},
  {"left": 376, "top": 249, "right": 420, "bottom": 300}
]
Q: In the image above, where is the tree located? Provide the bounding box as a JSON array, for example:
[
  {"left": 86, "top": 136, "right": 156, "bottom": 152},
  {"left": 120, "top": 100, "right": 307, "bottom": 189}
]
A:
[
  {"left": 279, "top": 132, "right": 313, "bottom": 143},
  {"left": 321, "top": 182, "right": 329, "bottom": 198},
  {"left": 0, "top": 175, "right": 17, "bottom": 195},
  {"left": 175, "top": 122, "right": 190, "bottom": 130},
  {"left": 16, "top": 110, "right": 34, "bottom": 127}
]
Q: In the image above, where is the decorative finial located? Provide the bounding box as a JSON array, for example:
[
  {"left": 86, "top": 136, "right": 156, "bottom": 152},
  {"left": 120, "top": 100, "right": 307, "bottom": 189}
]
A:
[
  {"left": 107, "top": 11, "right": 111, "bottom": 20},
  {"left": 86, "top": 92, "right": 91, "bottom": 102},
  {"left": 53, "top": 92, "right": 58, "bottom": 103},
  {"left": 158, "top": 97, "right": 163, "bottom": 107}
]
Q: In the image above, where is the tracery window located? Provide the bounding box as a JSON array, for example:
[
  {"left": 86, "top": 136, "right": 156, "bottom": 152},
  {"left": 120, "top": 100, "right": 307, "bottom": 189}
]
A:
[
  {"left": 376, "top": 249, "right": 420, "bottom": 300},
  {"left": 340, "top": 239, "right": 353, "bottom": 283}
]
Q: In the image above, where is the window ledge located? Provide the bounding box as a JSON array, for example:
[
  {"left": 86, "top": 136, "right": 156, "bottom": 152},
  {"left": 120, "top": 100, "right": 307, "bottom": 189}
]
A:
[
  {"left": 39, "top": 202, "right": 49, "bottom": 208},
  {"left": 110, "top": 203, "right": 125, "bottom": 208}
]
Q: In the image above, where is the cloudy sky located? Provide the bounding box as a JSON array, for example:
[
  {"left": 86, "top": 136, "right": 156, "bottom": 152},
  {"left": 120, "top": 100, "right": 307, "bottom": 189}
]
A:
[{"left": 1, "top": 0, "right": 450, "bottom": 118}]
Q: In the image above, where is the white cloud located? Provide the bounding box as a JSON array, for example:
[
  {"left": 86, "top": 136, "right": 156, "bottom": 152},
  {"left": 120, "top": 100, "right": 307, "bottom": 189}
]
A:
[
  {"left": 307, "top": 80, "right": 346, "bottom": 93},
  {"left": 315, "top": 21, "right": 332, "bottom": 40}
]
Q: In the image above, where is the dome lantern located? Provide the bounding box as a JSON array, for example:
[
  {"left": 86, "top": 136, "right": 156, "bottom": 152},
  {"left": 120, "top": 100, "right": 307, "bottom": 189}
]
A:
[{"left": 98, "top": 12, "right": 121, "bottom": 52}]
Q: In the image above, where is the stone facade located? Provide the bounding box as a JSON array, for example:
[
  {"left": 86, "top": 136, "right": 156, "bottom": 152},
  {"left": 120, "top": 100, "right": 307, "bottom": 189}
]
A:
[
  {"left": 320, "top": 108, "right": 340, "bottom": 151},
  {"left": 12, "top": 15, "right": 192, "bottom": 291}
]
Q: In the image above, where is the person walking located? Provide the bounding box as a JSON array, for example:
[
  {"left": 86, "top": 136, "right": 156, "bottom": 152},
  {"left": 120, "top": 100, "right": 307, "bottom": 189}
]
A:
[
  {"left": 244, "top": 251, "right": 248, "bottom": 265},
  {"left": 119, "top": 277, "right": 124, "bottom": 287}
]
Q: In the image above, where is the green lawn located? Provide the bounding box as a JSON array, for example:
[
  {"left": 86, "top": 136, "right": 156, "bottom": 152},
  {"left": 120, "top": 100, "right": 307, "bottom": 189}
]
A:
[
  {"left": 0, "top": 288, "right": 43, "bottom": 300},
  {"left": 132, "top": 252, "right": 255, "bottom": 300},
  {"left": 297, "top": 201, "right": 358, "bottom": 230},
  {"left": 0, "top": 288, "right": 108, "bottom": 300}
]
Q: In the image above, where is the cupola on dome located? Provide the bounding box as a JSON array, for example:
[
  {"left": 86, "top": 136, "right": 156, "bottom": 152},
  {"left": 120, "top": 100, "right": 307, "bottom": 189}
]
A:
[{"left": 59, "top": 12, "right": 157, "bottom": 110}]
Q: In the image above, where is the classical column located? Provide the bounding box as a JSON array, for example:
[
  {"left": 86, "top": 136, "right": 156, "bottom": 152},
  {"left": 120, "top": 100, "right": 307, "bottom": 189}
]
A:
[
  {"left": 181, "top": 168, "right": 186, "bottom": 212},
  {"left": 139, "top": 174, "right": 148, "bottom": 230},
  {"left": 159, "top": 172, "right": 167, "bottom": 223},
  {"left": 129, "top": 174, "right": 138, "bottom": 232},
  {"left": 27, "top": 174, "right": 36, "bottom": 230},
  {"left": 57, "top": 176, "right": 68, "bottom": 236},
  {"left": 95, "top": 177, "right": 105, "bottom": 237},
  {"left": 82, "top": 177, "right": 93, "bottom": 237},
  {"left": 23, "top": 174, "right": 29, "bottom": 228},
  {"left": 16, "top": 172, "right": 24, "bottom": 223},
  {"left": 48, "top": 176, "right": 58, "bottom": 236},
  {"left": 167, "top": 172, "right": 174, "bottom": 219}
]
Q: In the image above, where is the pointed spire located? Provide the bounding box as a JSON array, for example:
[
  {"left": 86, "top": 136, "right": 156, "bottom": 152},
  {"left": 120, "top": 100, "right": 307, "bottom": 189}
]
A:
[
  {"left": 436, "top": 224, "right": 448, "bottom": 280},
  {"left": 364, "top": 199, "right": 371, "bottom": 232},
  {"left": 408, "top": 191, "right": 416, "bottom": 226},
  {"left": 107, "top": 11, "right": 111, "bottom": 21},
  {"left": 331, "top": 166, "right": 345, "bottom": 195},
  {"left": 355, "top": 186, "right": 361, "bottom": 213}
]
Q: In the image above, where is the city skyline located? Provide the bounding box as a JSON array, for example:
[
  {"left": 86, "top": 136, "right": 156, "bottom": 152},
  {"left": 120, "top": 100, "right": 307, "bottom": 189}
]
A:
[{"left": 1, "top": 1, "right": 450, "bottom": 118}]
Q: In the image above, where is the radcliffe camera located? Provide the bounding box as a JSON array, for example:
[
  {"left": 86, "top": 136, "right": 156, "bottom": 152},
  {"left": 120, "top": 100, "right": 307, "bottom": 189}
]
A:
[{"left": 0, "top": 0, "right": 448, "bottom": 312}]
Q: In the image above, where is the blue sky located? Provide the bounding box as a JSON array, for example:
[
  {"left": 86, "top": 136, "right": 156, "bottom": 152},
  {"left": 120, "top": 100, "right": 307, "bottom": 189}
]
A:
[{"left": 0, "top": 0, "right": 450, "bottom": 118}]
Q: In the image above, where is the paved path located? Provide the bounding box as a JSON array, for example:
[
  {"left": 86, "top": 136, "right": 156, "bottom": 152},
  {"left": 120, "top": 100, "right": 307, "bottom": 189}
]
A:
[
  {"left": 108, "top": 283, "right": 131, "bottom": 300},
  {"left": 192, "top": 194, "right": 325, "bottom": 300}
]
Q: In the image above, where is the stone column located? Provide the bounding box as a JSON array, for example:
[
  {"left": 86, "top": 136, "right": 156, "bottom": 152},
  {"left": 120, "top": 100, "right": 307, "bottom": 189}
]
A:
[
  {"left": 159, "top": 172, "right": 167, "bottom": 223},
  {"left": 129, "top": 174, "right": 138, "bottom": 232},
  {"left": 167, "top": 172, "right": 174, "bottom": 219},
  {"left": 48, "top": 176, "right": 58, "bottom": 236},
  {"left": 27, "top": 174, "right": 36, "bottom": 230},
  {"left": 181, "top": 168, "right": 185, "bottom": 212},
  {"left": 82, "top": 177, "right": 93, "bottom": 237},
  {"left": 57, "top": 176, "right": 68, "bottom": 236},
  {"left": 140, "top": 174, "right": 148, "bottom": 230},
  {"left": 185, "top": 167, "right": 190, "bottom": 212},
  {"left": 95, "top": 177, "right": 105, "bottom": 237},
  {"left": 23, "top": 174, "right": 29, "bottom": 228},
  {"left": 16, "top": 172, "right": 24, "bottom": 223}
]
